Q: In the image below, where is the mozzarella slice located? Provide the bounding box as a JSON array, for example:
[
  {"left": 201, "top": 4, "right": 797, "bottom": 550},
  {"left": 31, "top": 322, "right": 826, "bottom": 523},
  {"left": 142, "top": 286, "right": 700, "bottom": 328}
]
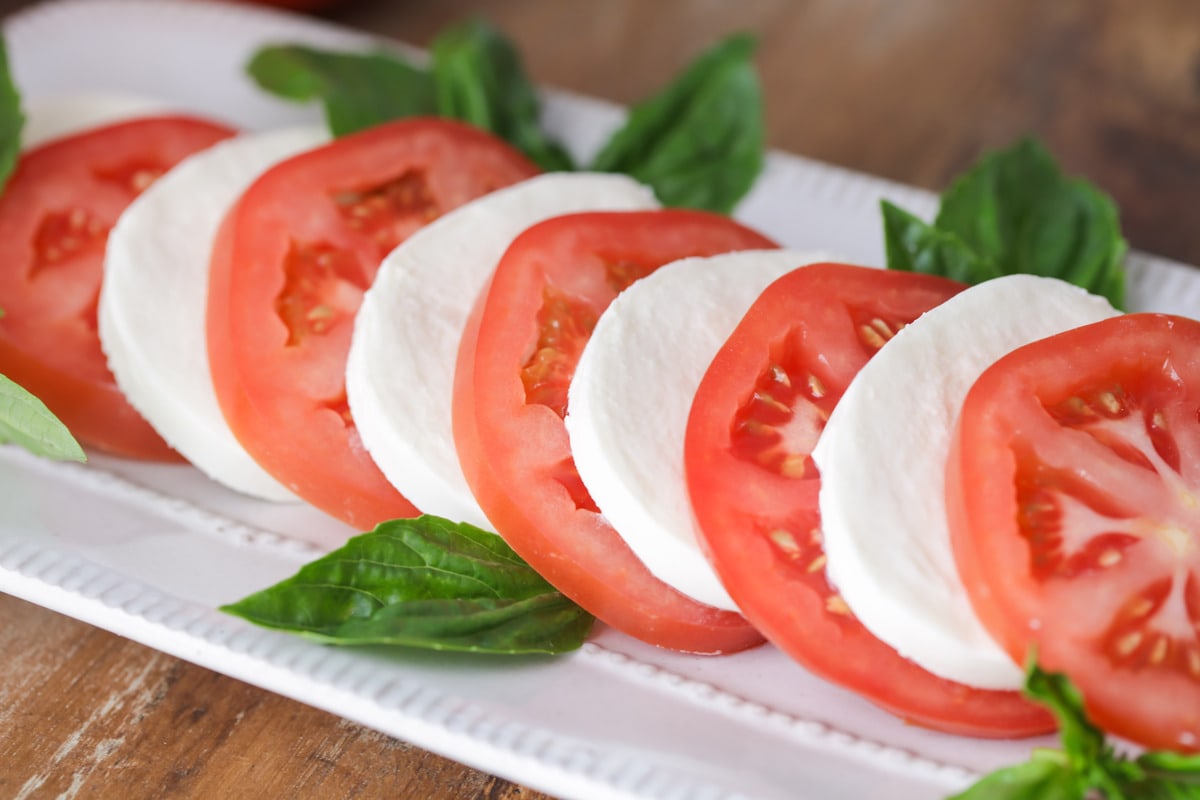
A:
[
  {"left": 22, "top": 92, "right": 171, "bottom": 149},
  {"left": 565, "top": 250, "right": 832, "bottom": 610},
  {"left": 347, "top": 173, "right": 660, "bottom": 529},
  {"left": 99, "top": 125, "right": 329, "bottom": 501},
  {"left": 813, "top": 274, "right": 1120, "bottom": 689}
]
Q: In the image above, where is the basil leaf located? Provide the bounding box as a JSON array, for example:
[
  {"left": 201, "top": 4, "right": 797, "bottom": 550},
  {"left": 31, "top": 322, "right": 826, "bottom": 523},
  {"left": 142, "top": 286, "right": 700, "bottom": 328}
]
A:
[
  {"left": 430, "top": 19, "right": 573, "bottom": 172},
  {"left": 883, "top": 138, "right": 1127, "bottom": 309},
  {"left": 948, "top": 752, "right": 1079, "bottom": 800},
  {"left": 881, "top": 200, "right": 998, "bottom": 283},
  {"left": 0, "top": 373, "right": 86, "bottom": 462},
  {"left": 221, "top": 516, "right": 594, "bottom": 655},
  {"left": 1137, "top": 751, "right": 1200, "bottom": 780},
  {"left": 0, "top": 36, "right": 24, "bottom": 192},
  {"left": 1023, "top": 663, "right": 1108, "bottom": 767},
  {"left": 954, "top": 663, "right": 1200, "bottom": 800},
  {"left": 246, "top": 45, "right": 436, "bottom": 136},
  {"left": 589, "top": 33, "right": 764, "bottom": 213},
  {"left": 936, "top": 138, "right": 1126, "bottom": 307}
]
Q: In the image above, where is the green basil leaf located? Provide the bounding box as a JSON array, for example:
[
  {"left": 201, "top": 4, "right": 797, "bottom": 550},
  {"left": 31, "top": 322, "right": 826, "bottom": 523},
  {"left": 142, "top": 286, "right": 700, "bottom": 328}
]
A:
[
  {"left": 953, "top": 662, "right": 1200, "bottom": 800},
  {"left": 0, "top": 37, "right": 24, "bottom": 192},
  {"left": 0, "top": 373, "right": 86, "bottom": 462},
  {"left": 941, "top": 138, "right": 1126, "bottom": 306},
  {"left": 430, "top": 19, "right": 573, "bottom": 172},
  {"left": 948, "top": 752, "right": 1080, "bottom": 800},
  {"left": 589, "top": 33, "right": 764, "bottom": 213},
  {"left": 881, "top": 200, "right": 998, "bottom": 283},
  {"left": 883, "top": 138, "right": 1127, "bottom": 309},
  {"left": 1022, "top": 663, "right": 1109, "bottom": 768},
  {"left": 221, "top": 516, "right": 594, "bottom": 655},
  {"left": 246, "top": 45, "right": 436, "bottom": 136},
  {"left": 1137, "top": 751, "right": 1200, "bottom": 780}
]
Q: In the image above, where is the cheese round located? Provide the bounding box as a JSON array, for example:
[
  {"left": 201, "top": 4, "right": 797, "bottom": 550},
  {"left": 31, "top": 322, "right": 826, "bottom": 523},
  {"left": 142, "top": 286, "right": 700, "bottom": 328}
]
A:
[
  {"left": 346, "top": 172, "right": 659, "bottom": 529},
  {"left": 99, "top": 125, "right": 329, "bottom": 500},
  {"left": 812, "top": 274, "right": 1120, "bottom": 689},
  {"left": 566, "top": 250, "right": 831, "bottom": 609}
]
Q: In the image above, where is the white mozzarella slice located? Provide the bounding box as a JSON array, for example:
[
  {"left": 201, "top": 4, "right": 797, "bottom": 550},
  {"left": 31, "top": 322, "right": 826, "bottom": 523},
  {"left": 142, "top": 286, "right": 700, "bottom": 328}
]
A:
[
  {"left": 812, "top": 274, "right": 1120, "bottom": 689},
  {"left": 565, "top": 250, "right": 832, "bottom": 610},
  {"left": 99, "top": 125, "right": 329, "bottom": 501},
  {"left": 347, "top": 173, "right": 660, "bottom": 530},
  {"left": 22, "top": 92, "right": 171, "bottom": 149}
]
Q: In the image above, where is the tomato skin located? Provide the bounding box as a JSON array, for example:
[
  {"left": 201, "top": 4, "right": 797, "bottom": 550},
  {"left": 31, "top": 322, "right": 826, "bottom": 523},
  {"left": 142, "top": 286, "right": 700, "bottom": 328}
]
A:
[
  {"left": 0, "top": 115, "right": 236, "bottom": 459},
  {"left": 453, "top": 210, "right": 773, "bottom": 654},
  {"left": 207, "top": 118, "right": 538, "bottom": 529},
  {"left": 684, "top": 263, "right": 1054, "bottom": 736},
  {"left": 948, "top": 313, "right": 1200, "bottom": 751}
]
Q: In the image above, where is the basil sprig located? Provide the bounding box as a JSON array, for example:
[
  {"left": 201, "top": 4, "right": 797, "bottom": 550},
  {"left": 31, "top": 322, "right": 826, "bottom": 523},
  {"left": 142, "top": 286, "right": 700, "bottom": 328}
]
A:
[
  {"left": 247, "top": 23, "right": 764, "bottom": 212},
  {"left": 221, "top": 516, "right": 594, "bottom": 655},
  {"left": 0, "top": 369, "right": 86, "bottom": 462},
  {"left": 883, "top": 138, "right": 1127, "bottom": 309},
  {"left": 951, "top": 663, "right": 1200, "bottom": 799}
]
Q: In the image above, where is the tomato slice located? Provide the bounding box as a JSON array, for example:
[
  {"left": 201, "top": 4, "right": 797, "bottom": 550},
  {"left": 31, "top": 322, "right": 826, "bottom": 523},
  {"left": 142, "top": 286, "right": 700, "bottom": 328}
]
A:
[
  {"left": 207, "top": 118, "right": 539, "bottom": 529},
  {"left": 0, "top": 115, "right": 235, "bottom": 459},
  {"left": 948, "top": 312, "right": 1200, "bottom": 751},
  {"left": 453, "top": 210, "right": 774, "bottom": 653},
  {"left": 684, "top": 263, "right": 1054, "bottom": 736}
]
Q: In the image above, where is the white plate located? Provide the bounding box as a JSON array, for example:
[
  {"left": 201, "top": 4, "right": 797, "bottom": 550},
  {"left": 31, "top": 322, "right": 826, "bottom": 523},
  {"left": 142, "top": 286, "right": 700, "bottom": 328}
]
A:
[{"left": 3, "top": 2, "right": 1198, "bottom": 799}]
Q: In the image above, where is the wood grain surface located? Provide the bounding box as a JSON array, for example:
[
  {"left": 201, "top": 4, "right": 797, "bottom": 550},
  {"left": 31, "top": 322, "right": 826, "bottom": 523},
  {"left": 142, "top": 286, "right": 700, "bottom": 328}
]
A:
[{"left": 2, "top": 0, "right": 1199, "bottom": 798}]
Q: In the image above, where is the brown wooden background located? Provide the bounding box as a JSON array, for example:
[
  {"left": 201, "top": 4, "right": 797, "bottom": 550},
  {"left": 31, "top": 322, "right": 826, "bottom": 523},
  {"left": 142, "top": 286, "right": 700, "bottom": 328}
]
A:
[{"left": 3, "top": 0, "right": 1200, "bottom": 798}]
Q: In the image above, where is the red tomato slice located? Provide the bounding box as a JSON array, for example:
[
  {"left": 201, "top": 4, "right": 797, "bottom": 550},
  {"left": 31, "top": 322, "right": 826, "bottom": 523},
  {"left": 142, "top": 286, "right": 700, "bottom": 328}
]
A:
[
  {"left": 948, "top": 312, "right": 1200, "bottom": 751},
  {"left": 207, "top": 118, "right": 538, "bottom": 529},
  {"left": 453, "top": 210, "right": 774, "bottom": 654},
  {"left": 684, "top": 263, "right": 1054, "bottom": 737},
  {"left": 0, "top": 115, "right": 235, "bottom": 459}
]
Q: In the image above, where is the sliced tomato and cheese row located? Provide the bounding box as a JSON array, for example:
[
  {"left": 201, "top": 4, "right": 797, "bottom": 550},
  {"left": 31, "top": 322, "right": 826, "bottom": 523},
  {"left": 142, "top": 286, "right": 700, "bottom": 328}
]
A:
[
  {"left": 812, "top": 274, "right": 1120, "bottom": 690},
  {"left": 565, "top": 249, "right": 830, "bottom": 610},
  {"left": 949, "top": 312, "right": 1200, "bottom": 752},
  {"left": 347, "top": 172, "right": 659, "bottom": 530},
  {"left": 99, "top": 125, "right": 329, "bottom": 501},
  {"left": 452, "top": 209, "right": 774, "bottom": 653},
  {"left": 683, "top": 263, "right": 1054, "bottom": 737},
  {"left": 205, "top": 117, "right": 539, "bottom": 530},
  {"left": 0, "top": 106, "right": 236, "bottom": 459}
]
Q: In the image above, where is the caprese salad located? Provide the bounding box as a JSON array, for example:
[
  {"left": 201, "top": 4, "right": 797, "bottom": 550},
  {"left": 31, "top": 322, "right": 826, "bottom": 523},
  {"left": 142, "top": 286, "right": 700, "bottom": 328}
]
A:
[{"left": 1, "top": 18, "right": 1197, "bottom": 800}]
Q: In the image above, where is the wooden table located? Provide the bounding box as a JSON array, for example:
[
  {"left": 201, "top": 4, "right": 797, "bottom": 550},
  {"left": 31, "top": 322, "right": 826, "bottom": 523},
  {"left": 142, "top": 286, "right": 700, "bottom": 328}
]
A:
[{"left": 2, "top": 0, "right": 1199, "bottom": 797}]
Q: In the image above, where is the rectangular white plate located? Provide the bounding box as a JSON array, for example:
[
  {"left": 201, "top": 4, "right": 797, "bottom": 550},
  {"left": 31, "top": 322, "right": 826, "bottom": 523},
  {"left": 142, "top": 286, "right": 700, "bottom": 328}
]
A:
[{"left": 4, "top": 2, "right": 1198, "bottom": 799}]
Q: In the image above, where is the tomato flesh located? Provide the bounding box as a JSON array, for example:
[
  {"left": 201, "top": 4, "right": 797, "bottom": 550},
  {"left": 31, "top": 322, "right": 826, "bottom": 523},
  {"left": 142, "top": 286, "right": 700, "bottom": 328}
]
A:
[
  {"left": 949, "top": 312, "right": 1200, "bottom": 751},
  {"left": 453, "top": 210, "right": 774, "bottom": 653},
  {"left": 0, "top": 115, "right": 236, "bottom": 459},
  {"left": 684, "top": 263, "right": 1054, "bottom": 736},
  {"left": 207, "top": 118, "right": 538, "bottom": 529}
]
